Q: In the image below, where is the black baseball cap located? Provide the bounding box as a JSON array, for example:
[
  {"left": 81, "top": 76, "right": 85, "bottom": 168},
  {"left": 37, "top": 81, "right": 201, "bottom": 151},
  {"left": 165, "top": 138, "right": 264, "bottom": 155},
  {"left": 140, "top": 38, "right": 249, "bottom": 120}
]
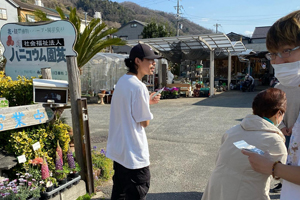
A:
[{"left": 129, "top": 43, "right": 162, "bottom": 60}]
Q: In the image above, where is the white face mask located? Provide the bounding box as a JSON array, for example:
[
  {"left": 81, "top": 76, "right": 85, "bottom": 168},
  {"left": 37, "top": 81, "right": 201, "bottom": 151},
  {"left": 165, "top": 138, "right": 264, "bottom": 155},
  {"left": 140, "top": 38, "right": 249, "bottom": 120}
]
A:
[
  {"left": 274, "top": 111, "right": 284, "bottom": 128},
  {"left": 274, "top": 118, "right": 280, "bottom": 128},
  {"left": 272, "top": 60, "right": 300, "bottom": 87}
]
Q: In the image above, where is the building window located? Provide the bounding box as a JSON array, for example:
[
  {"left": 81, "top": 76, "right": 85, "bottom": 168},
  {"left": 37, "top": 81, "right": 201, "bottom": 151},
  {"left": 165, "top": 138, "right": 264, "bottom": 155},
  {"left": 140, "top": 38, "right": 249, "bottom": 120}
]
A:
[
  {"left": 131, "top": 23, "right": 137, "bottom": 28},
  {"left": 0, "top": 8, "right": 7, "bottom": 20},
  {"left": 26, "top": 14, "right": 36, "bottom": 22},
  {"left": 120, "top": 36, "right": 128, "bottom": 40}
]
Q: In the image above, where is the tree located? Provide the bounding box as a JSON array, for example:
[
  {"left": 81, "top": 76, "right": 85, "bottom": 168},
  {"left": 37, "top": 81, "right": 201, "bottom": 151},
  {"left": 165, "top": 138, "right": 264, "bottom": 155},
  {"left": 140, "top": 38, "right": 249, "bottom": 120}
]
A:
[
  {"left": 141, "top": 22, "right": 173, "bottom": 39},
  {"left": 35, "top": 7, "right": 126, "bottom": 69}
]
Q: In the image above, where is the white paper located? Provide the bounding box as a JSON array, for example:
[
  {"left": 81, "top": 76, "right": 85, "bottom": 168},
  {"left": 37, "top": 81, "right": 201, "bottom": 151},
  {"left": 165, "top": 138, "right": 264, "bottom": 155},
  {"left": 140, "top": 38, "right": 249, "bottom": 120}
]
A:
[
  {"left": 233, "top": 140, "right": 264, "bottom": 155},
  {"left": 17, "top": 155, "right": 26, "bottom": 163},
  {"left": 32, "top": 142, "right": 41, "bottom": 151}
]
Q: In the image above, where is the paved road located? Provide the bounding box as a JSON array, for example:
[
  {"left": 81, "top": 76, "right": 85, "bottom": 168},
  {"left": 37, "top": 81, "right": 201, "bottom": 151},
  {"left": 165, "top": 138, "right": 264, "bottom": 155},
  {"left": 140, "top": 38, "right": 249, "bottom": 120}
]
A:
[{"left": 62, "top": 86, "right": 281, "bottom": 200}]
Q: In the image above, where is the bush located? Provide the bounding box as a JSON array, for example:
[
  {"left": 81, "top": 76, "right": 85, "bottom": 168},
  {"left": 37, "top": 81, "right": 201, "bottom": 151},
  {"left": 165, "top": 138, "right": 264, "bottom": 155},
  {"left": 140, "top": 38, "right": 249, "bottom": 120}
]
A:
[
  {"left": 0, "top": 119, "right": 71, "bottom": 179},
  {"left": 91, "top": 147, "right": 113, "bottom": 182},
  {"left": 76, "top": 193, "right": 92, "bottom": 200},
  {"left": 0, "top": 71, "right": 35, "bottom": 106}
]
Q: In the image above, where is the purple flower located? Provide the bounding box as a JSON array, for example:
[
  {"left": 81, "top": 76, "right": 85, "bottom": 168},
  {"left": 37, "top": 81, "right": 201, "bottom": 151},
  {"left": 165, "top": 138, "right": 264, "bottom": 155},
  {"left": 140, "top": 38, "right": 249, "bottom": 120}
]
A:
[
  {"left": 93, "top": 146, "right": 97, "bottom": 150},
  {"left": 28, "top": 182, "right": 32, "bottom": 186},
  {"left": 100, "top": 149, "right": 106, "bottom": 156}
]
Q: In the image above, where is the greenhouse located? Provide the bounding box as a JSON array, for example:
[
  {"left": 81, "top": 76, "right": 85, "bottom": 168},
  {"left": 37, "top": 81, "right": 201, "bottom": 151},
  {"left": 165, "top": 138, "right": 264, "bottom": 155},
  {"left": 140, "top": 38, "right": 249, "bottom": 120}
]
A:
[
  {"left": 80, "top": 53, "right": 129, "bottom": 95},
  {"left": 80, "top": 53, "right": 169, "bottom": 95}
]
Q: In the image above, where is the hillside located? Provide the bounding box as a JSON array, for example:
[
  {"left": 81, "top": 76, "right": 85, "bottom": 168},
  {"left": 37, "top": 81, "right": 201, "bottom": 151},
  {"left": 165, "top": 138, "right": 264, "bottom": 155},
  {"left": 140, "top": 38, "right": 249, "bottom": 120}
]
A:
[{"left": 24, "top": 0, "right": 213, "bottom": 35}]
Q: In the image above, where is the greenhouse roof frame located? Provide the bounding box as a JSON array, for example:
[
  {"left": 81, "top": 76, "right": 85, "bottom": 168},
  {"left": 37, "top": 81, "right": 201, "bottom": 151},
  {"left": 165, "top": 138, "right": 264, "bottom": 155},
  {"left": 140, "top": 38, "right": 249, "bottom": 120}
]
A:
[{"left": 125, "top": 33, "right": 246, "bottom": 53}]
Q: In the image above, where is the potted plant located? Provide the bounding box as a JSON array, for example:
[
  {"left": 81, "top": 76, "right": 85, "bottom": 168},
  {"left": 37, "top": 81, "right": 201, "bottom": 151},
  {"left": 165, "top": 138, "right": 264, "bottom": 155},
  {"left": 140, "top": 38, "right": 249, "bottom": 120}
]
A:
[
  {"left": 55, "top": 151, "right": 68, "bottom": 185},
  {"left": 170, "top": 87, "right": 179, "bottom": 98},
  {"left": 67, "top": 147, "right": 81, "bottom": 179},
  {"left": 40, "top": 156, "right": 56, "bottom": 194}
]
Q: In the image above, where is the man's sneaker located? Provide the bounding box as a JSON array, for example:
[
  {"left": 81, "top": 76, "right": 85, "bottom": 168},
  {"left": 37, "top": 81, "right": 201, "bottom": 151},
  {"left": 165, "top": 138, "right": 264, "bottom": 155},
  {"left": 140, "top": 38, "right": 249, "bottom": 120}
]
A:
[{"left": 270, "top": 183, "right": 282, "bottom": 193}]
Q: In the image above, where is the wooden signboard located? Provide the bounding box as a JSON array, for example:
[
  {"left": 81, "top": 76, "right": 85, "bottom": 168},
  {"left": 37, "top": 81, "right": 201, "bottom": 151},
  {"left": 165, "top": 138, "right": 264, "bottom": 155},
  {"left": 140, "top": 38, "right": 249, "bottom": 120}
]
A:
[{"left": 0, "top": 104, "right": 54, "bottom": 132}]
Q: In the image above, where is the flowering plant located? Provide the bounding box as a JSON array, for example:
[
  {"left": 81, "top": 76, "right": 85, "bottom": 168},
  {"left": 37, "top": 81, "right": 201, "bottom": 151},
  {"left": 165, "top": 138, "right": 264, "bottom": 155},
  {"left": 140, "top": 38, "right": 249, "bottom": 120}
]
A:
[
  {"left": 67, "top": 146, "right": 81, "bottom": 174},
  {"left": 0, "top": 173, "right": 41, "bottom": 200},
  {"left": 27, "top": 157, "right": 43, "bottom": 182},
  {"left": 91, "top": 147, "right": 113, "bottom": 181},
  {"left": 170, "top": 87, "right": 179, "bottom": 95}
]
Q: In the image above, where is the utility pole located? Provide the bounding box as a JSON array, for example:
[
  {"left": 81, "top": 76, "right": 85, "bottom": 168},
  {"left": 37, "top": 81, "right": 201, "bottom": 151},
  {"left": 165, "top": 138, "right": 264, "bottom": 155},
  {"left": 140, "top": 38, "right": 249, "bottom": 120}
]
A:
[
  {"left": 174, "top": 0, "right": 182, "bottom": 36},
  {"left": 214, "top": 23, "right": 221, "bottom": 33}
]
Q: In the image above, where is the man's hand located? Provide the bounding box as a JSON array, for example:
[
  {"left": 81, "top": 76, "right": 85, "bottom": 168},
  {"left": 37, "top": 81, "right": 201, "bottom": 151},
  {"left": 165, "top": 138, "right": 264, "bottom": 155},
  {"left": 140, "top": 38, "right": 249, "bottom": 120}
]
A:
[
  {"left": 281, "top": 127, "right": 291, "bottom": 136},
  {"left": 287, "top": 125, "right": 294, "bottom": 136},
  {"left": 149, "top": 92, "right": 160, "bottom": 105}
]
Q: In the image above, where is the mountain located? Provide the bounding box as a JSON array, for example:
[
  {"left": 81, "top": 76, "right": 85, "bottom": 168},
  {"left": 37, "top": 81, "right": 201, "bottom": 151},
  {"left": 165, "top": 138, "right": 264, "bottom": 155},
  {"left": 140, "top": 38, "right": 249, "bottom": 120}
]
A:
[{"left": 25, "top": 0, "right": 213, "bottom": 35}]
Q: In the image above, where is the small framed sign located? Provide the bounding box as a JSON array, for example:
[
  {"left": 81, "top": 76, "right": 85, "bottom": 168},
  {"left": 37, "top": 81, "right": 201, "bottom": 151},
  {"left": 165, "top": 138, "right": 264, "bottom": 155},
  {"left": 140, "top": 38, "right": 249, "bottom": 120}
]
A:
[
  {"left": 32, "top": 142, "right": 41, "bottom": 151},
  {"left": 17, "top": 155, "right": 26, "bottom": 164}
]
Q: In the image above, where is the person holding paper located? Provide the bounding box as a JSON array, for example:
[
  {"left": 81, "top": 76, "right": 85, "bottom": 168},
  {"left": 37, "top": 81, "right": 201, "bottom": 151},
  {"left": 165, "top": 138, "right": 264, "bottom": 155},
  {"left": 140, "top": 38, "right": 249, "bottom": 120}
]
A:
[
  {"left": 202, "top": 88, "right": 287, "bottom": 200},
  {"left": 106, "top": 43, "right": 162, "bottom": 200},
  {"left": 243, "top": 10, "right": 300, "bottom": 200}
]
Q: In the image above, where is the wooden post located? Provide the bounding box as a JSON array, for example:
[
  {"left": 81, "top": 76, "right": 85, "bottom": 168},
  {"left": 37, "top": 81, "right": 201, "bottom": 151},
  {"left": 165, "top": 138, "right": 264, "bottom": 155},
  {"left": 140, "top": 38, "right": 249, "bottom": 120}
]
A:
[
  {"left": 66, "top": 56, "right": 85, "bottom": 182},
  {"left": 162, "top": 64, "right": 167, "bottom": 87},
  {"left": 41, "top": 67, "right": 52, "bottom": 79},
  {"left": 77, "top": 98, "right": 94, "bottom": 194}
]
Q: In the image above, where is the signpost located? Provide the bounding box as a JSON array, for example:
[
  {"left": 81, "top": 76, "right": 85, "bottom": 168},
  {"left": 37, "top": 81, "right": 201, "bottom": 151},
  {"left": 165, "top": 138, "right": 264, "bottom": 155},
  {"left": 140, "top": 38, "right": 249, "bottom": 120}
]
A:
[{"left": 1, "top": 20, "right": 94, "bottom": 195}]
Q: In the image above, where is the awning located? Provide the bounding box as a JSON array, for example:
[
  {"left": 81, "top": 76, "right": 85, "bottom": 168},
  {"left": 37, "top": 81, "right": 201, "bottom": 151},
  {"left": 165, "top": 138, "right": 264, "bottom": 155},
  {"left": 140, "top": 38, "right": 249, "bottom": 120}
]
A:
[{"left": 126, "top": 34, "right": 246, "bottom": 53}]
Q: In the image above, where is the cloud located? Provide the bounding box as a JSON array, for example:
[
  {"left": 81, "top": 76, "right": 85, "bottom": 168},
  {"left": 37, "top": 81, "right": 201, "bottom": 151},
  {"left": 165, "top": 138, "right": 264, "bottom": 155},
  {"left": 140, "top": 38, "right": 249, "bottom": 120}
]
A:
[{"left": 244, "top": 31, "right": 253, "bottom": 37}]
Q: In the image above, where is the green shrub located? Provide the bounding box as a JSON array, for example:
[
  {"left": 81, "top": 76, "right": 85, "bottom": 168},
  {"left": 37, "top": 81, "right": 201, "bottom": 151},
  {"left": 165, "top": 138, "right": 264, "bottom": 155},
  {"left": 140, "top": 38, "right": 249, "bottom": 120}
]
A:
[
  {"left": 0, "top": 119, "right": 71, "bottom": 179},
  {"left": 76, "top": 193, "right": 91, "bottom": 200},
  {"left": 0, "top": 72, "right": 35, "bottom": 106},
  {"left": 91, "top": 147, "right": 113, "bottom": 181}
]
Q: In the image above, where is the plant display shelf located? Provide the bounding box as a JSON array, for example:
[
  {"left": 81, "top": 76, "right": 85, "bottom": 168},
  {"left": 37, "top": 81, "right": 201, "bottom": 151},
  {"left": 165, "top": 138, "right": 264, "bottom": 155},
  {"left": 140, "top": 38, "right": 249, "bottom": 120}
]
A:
[{"left": 39, "top": 175, "right": 81, "bottom": 199}]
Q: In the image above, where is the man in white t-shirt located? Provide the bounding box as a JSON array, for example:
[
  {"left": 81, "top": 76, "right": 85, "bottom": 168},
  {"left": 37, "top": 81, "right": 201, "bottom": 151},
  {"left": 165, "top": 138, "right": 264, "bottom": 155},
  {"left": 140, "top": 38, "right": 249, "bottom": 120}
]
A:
[{"left": 106, "top": 43, "right": 162, "bottom": 200}]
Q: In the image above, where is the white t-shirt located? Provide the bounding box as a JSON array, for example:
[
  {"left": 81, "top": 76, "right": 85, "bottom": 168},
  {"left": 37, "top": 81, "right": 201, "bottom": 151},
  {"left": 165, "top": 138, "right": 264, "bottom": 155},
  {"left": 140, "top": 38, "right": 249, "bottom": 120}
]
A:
[{"left": 106, "top": 74, "right": 153, "bottom": 169}]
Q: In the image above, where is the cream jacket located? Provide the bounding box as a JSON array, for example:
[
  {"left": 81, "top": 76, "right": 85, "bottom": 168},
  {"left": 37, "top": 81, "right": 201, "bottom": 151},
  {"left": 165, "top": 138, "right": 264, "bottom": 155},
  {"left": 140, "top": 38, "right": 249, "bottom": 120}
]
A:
[{"left": 202, "top": 114, "right": 287, "bottom": 200}]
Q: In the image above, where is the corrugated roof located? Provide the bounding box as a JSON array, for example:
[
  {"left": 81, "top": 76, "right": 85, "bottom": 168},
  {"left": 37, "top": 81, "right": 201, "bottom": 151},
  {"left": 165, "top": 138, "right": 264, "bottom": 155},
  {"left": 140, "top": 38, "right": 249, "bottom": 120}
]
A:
[
  {"left": 126, "top": 34, "right": 246, "bottom": 53},
  {"left": 251, "top": 26, "right": 271, "bottom": 39},
  {"left": 245, "top": 43, "right": 268, "bottom": 52}
]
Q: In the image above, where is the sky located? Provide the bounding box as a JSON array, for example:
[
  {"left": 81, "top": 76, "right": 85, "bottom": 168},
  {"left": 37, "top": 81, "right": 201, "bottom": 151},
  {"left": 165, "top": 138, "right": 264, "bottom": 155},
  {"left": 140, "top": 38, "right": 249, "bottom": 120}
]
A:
[{"left": 112, "top": 0, "right": 300, "bottom": 37}]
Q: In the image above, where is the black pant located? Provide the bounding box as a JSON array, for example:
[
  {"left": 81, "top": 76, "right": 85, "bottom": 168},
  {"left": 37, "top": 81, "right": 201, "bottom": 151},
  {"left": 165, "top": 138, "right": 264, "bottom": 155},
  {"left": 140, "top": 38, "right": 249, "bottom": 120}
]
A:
[{"left": 111, "top": 162, "right": 151, "bottom": 200}]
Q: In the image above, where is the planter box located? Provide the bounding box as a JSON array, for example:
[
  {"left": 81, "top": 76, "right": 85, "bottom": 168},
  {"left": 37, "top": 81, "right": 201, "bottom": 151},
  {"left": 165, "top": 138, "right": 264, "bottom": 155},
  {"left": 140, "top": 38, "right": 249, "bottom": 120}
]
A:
[{"left": 40, "top": 175, "right": 82, "bottom": 200}]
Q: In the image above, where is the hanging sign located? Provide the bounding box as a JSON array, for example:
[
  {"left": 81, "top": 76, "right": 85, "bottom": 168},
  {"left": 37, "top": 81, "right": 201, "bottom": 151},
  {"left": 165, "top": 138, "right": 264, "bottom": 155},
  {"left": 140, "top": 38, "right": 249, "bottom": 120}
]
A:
[
  {"left": 0, "top": 104, "right": 54, "bottom": 132},
  {"left": 0, "top": 20, "right": 77, "bottom": 81}
]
